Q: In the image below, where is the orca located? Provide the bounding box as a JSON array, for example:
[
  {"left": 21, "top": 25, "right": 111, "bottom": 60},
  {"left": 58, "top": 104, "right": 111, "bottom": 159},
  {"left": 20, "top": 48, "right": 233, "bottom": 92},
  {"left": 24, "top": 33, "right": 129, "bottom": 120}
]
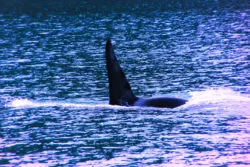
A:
[{"left": 105, "top": 39, "right": 187, "bottom": 108}]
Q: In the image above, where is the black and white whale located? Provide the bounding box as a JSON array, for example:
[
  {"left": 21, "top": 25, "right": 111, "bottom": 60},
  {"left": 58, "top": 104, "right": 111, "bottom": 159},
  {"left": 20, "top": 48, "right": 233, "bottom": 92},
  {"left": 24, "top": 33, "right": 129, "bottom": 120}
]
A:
[{"left": 105, "top": 39, "right": 187, "bottom": 108}]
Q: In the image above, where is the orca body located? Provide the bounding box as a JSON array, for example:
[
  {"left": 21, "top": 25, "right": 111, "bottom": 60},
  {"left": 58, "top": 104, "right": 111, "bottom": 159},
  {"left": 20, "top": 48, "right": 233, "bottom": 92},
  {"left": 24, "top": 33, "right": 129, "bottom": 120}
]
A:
[{"left": 105, "top": 39, "right": 187, "bottom": 108}]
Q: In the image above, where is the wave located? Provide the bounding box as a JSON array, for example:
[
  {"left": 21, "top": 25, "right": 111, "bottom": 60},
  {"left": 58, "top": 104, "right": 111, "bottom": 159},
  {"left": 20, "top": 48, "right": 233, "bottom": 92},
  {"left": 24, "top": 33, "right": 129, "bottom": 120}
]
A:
[
  {"left": 184, "top": 88, "right": 250, "bottom": 114},
  {"left": 6, "top": 98, "right": 123, "bottom": 110},
  {"left": 6, "top": 88, "right": 250, "bottom": 110},
  {"left": 187, "top": 88, "right": 250, "bottom": 105}
]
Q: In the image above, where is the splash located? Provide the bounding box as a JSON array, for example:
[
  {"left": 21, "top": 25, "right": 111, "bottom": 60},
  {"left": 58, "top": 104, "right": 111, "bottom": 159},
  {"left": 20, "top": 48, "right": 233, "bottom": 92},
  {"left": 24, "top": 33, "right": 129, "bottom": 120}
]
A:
[
  {"left": 6, "top": 88, "right": 250, "bottom": 111},
  {"left": 186, "top": 88, "right": 250, "bottom": 108},
  {"left": 6, "top": 98, "right": 130, "bottom": 110},
  {"left": 6, "top": 98, "right": 172, "bottom": 111},
  {"left": 8, "top": 98, "right": 39, "bottom": 108},
  {"left": 8, "top": 98, "right": 99, "bottom": 109}
]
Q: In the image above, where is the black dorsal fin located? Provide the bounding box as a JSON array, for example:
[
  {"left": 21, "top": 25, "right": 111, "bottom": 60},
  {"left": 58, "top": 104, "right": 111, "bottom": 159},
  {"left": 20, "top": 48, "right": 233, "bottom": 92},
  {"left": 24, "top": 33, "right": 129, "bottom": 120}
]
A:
[{"left": 105, "top": 39, "right": 138, "bottom": 106}]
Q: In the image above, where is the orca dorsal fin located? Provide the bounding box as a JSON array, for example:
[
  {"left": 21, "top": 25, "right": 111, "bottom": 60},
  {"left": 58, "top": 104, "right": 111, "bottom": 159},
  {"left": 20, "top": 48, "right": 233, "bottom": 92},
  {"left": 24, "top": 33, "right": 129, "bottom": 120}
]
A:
[{"left": 105, "top": 39, "right": 138, "bottom": 106}]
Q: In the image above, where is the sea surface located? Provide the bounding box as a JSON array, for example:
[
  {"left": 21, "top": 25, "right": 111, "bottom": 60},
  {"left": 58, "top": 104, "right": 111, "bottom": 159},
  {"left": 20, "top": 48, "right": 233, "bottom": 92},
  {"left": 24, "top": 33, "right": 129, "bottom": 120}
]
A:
[{"left": 0, "top": 1, "right": 250, "bottom": 166}]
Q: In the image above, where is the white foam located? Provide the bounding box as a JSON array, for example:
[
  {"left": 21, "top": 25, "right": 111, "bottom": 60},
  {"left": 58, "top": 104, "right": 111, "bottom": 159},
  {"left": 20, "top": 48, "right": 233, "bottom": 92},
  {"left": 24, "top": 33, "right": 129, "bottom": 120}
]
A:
[
  {"left": 6, "top": 88, "right": 250, "bottom": 111},
  {"left": 6, "top": 98, "right": 172, "bottom": 112},
  {"left": 8, "top": 98, "right": 39, "bottom": 108},
  {"left": 6, "top": 98, "right": 130, "bottom": 110},
  {"left": 186, "top": 87, "right": 250, "bottom": 106}
]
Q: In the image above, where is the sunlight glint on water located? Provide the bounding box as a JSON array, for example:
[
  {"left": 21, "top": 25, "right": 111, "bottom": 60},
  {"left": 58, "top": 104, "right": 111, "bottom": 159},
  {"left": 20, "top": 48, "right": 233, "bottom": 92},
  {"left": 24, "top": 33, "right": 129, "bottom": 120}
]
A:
[{"left": 0, "top": 1, "right": 250, "bottom": 166}]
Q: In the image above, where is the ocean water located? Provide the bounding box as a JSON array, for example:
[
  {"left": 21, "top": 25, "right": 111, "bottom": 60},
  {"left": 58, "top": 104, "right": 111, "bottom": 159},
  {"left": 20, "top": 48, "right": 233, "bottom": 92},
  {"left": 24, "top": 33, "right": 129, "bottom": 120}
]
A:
[{"left": 1, "top": 1, "right": 250, "bottom": 166}]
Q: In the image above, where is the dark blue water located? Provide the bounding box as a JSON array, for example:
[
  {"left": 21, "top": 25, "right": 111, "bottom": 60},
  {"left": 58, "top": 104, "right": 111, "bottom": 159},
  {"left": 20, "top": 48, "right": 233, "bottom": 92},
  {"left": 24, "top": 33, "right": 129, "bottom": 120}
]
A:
[{"left": 1, "top": 1, "right": 250, "bottom": 166}]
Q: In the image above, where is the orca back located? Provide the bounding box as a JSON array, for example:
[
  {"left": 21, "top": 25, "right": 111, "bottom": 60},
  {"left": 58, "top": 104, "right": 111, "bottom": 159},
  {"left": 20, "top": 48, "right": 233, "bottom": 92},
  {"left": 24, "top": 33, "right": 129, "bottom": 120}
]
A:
[
  {"left": 105, "top": 40, "right": 138, "bottom": 106},
  {"left": 134, "top": 97, "right": 187, "bottom": 108}
]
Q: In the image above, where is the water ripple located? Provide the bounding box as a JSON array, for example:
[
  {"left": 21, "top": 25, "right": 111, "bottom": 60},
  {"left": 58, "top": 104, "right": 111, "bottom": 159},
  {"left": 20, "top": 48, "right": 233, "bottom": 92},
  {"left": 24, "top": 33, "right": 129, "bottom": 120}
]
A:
[{"left": 0, "top": 5, "right": 249, "bottom": 166}]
